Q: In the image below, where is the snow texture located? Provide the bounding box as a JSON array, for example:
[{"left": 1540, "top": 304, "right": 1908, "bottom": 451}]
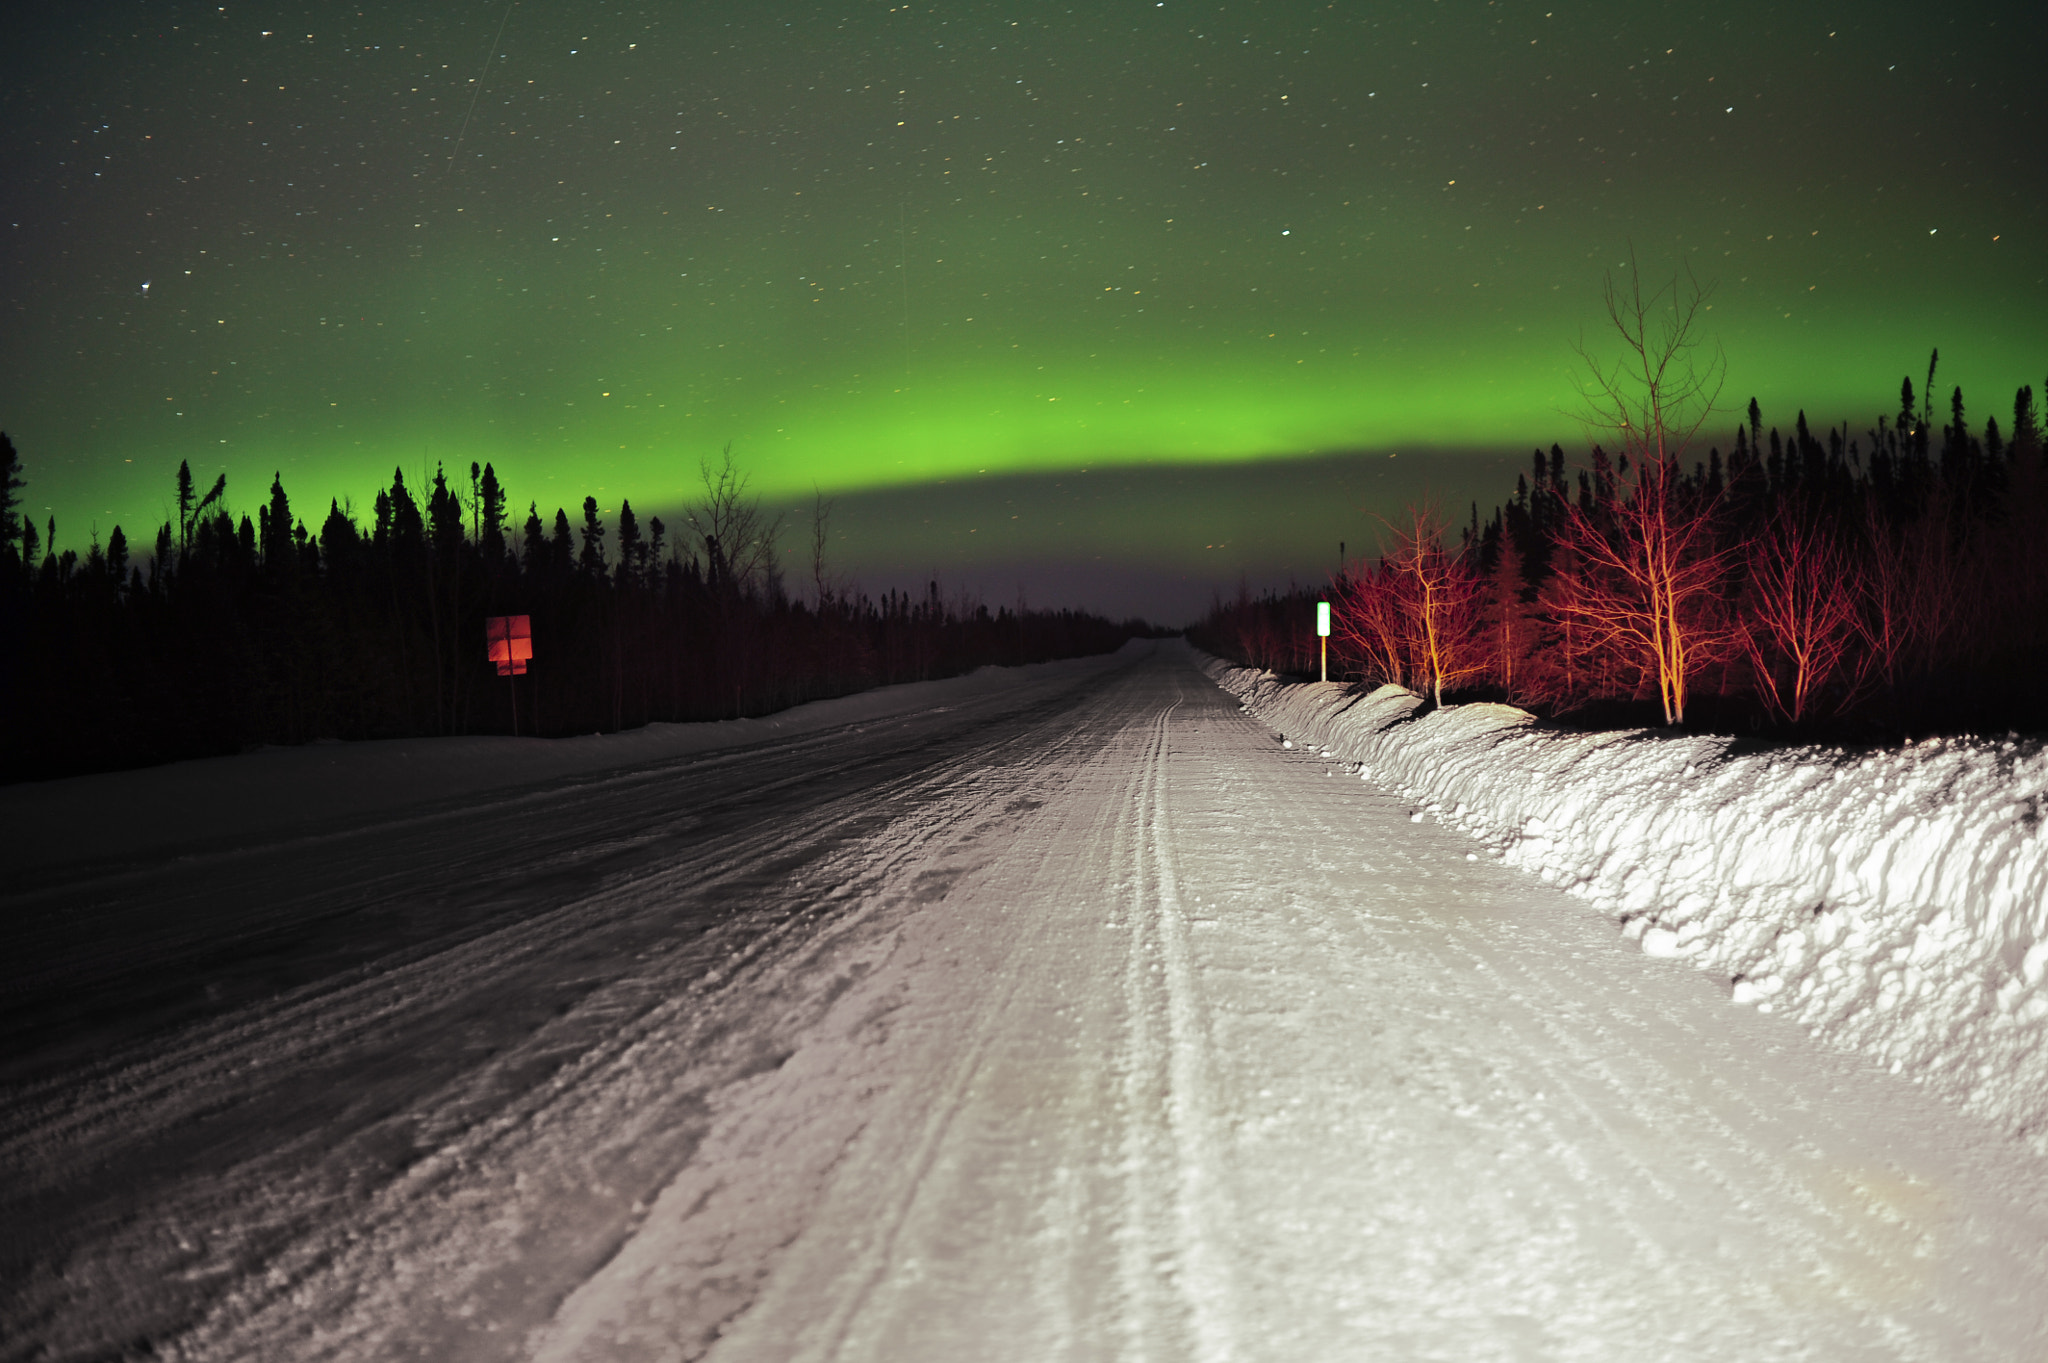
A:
[
  {"left": 11, "top": 641, "right": 2048, "bottom": 1359},
  {"left": 1203, "top": 658, "right": 2048, "bottom": 1146},
  {"left": 6, "top": 647, "right": 1146, "bottom": 881}
]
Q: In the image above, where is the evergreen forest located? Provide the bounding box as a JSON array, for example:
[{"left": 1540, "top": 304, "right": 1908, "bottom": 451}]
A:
[
  {"left": 0, "top": 446, "right": 1147, "bottom": 781},
  {"left": 1194, "top": 363, "right": 2048, "bottom": 740}
]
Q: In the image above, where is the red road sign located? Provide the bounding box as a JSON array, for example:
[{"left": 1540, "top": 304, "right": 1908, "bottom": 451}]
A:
[{"left": 486, "top": 614, "right": 533, "bottom": 675}]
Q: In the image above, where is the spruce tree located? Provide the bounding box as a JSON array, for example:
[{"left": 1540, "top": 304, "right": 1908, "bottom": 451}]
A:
[
  {"left": 579, "top": 496, "right": 607, "bottom": 581},
  {"left": 521, "top": 502, "right": 545, "bottom": 576},
  {"left": 1485, "top": 530, "right": 1535, "bottom": 698},
  {"left": 1943, "top": 386, "right": 1970, "bottom": 477},
  {"left": 428, "top": 464, "right": 464, "bottom": 557},
  {"left": 176, "top": 459, "right": 195, "bottom": 556},
  {"left": 550, "top": 508, "right": 574, "bottom": 577},
  {"left": 152, "top": 522, "right": 172, "bottom": 591},
  {"left": 387, "top": 469, "right": 425, "bottom": 555},
  {"left": 320, "top": 499, "right": 357, "bottom": 574},
  {"left": 2015, "top": 387, "right": 2041, "bottom": 448},
  {"left": 479, "top": 464, "right": 507, "bottom": 567},
  {"left": 616, "top": 499, "right": 641, "bottom": 590},
  {"left": 2010, "top": 386, "right": 2045, "bottom": 510},
  {"left": 0, "top": 431, "right": 22, "bottom": 572},
  {"left": 263, "top": 472, "right": 293, "bottom": 572}
]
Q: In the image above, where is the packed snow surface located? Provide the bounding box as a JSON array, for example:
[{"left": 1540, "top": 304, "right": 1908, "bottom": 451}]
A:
[
  {"left": 6, "top": 650, "right": 1152, "bottom": 880},
  {"left": 7, "top": 641, "right": 2048, "bottom": 1360},
  {"left": 1204, "top": 658, "right": 2048, "bottom": 1147}
]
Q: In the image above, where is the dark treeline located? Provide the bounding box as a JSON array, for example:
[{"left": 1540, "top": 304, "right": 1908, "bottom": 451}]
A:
[
  {"left": 1194, "top": 362, "right": 2048, "bottom": 739},
  {"left": 0, "top": 444, "right": 1149, "bottom": 781}
]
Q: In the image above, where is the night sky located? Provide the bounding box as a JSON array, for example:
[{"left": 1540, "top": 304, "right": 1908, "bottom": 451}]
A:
[{"left": 4, "top": 1, "right": 2043, "bottom": 622}]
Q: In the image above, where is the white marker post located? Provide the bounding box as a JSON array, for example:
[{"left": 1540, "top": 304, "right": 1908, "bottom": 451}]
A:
[{"left": 1316, "top": 600, "right": 1331, "bottom": 682}]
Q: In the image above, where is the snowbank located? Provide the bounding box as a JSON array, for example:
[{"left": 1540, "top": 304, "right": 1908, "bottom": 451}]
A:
[{"left": 1204, "top": 658, "right": 2048, "bottom": 1147}]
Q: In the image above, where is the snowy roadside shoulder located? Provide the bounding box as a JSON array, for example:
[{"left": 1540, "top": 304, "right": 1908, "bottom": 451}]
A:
[
  {"left": 1201, "top": 655, "right": 2048, "bottom": 1148},
  {"left": 4, "top": 641, "right": 1153, "bottom": 879}
]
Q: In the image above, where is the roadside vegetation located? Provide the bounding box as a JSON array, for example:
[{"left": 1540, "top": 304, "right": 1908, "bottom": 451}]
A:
[
  {"left": 0, "top": 444, "right": 1150, "bottom": 780},
  {"left": 1194, "top": 262, "right": 2047, "bottom": 740}
]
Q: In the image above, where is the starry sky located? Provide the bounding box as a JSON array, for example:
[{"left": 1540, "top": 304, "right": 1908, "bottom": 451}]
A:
[{"left": 4, "top": 1, "right": 2043, "bottom": 622}]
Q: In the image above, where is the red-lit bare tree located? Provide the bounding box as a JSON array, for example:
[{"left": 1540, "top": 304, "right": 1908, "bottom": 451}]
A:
[
  {"left": 1739, "top": 507, "right": 1864, "bottom": 723},
  {"left": 1384, "top": 503, "right": 1484, "bottom": 705},
  {"left": 1547, "top": 254, "right": 1730, "bottom": 725},
  {"left": 1330, "top": 555, "right": 1411, "bottom": 687},
  {"left": 1859, "top": 487, "right": 1974, "bottom": 699},
  {"left": 1851, "top": 494, "right": 1917, "bottom": 713},
  {"left": 1332, "top": 504, "right": 1483, "bottom": 703}
]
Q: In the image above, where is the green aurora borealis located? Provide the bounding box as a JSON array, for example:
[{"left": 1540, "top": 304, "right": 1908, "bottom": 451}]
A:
[{"left": 4, "top": 1, "right": 2044, "bottom": 619}]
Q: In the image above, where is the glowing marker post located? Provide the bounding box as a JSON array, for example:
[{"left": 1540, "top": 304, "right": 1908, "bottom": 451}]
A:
[{"left": 1316, "top": 600, "right": 1331, "bottom": 682}]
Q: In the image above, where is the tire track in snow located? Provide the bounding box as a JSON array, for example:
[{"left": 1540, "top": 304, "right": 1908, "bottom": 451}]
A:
[
  {"left": 1114, "top": 694, "right": 1238, "bottom": 1363},
  {"left": 785, "top": 841, "right": 1063, "bottom": 1363},
  {"left": 0, "top": 663, "right": 1131, "bottom": 1363},
  {"left": 14, "top": 645, "right": 2048, "bottom": 1361},
  {"left": 1425, "top": 910, "right": 1945, "bottom": 1327},
  {"left": 522, "top": 681, "right": 1132, "bottom": 1363},
  {"left": 201, "top": 713, "right": 1114, "bottom": 1363},
  {"left": 1211, "top": 708, "right": 2048, "bottom": 1359}
]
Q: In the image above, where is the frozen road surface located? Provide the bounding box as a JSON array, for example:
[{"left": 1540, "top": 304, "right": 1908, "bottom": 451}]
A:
[{"left": 6, "top": 642, "right": 2048, "bottom": 1361}]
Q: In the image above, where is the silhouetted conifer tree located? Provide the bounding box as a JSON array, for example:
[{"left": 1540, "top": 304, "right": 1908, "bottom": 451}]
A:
[
  {"left": 0, "top": 431, "right": 22, "bottom": 576},
  {"left": 387, "top": 469, "right": 424, "bottom": 555},
  {"left": 320, "top": 499, "right": 357, "bottom": 572},
  {"left": 521, "top": 502, "right": 546, "bottom": 576},
  {"left": 151, "top": 523, "right": 171, "bottom": 591},
  {"left": 578, "top": 497, "right": 607, "bottom": 582},
  {"left": 478, "top": 464, "right": 507, "bottom": 569},
  {"left": 175, "top": 460, "right": 195, "bottom": 557},
  {"left": 616, "top": 500, "right": 642, "bottom": 591},
  {"left": 549, "top": 508, "right": 573, "bottom": 579},
  {"left": 261, "top": 472, "right": 293, "bottom": 574}
]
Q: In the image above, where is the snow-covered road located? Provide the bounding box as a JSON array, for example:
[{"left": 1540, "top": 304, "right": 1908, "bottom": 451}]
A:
[{"left": 7, "top": 642, "right": 2048, "bottom": 1361}]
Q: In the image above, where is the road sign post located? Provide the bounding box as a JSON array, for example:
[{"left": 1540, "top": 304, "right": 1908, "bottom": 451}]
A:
[
  {"left": 486, "top": 614, "right": 534, "bottom": 735},
  {"left": 1316, "top": 600, "right": 1330, "bottom": 683}
]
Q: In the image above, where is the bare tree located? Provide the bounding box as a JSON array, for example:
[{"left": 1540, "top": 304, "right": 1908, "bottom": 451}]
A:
[
  {"left": 1331, "top": 555, "right": 1410, "bottom": 687},
  {"left": 1740, "top": 508, "right": 1863, "bottom": 723},
  {"left": 1852, "top": 495, "right": 1915, "bottom": 712},
  {"left": 1331, "top": 504, "right": 1482, "bottom": 703},
  {"left": 685, "top": 443, "right": 785, "bottom": 598},
  {"left": 810, "top": 487, "right": 837, "bottom": 608},
  {"left": 1574, "top": 249, "right": 1726, "bottom": 469},
  {"left": 1549, "top": 253, "right": 1730, "bottom": 724},
  {"left": 1383, "top": 503, "right": 1483, "bottom": 706}
]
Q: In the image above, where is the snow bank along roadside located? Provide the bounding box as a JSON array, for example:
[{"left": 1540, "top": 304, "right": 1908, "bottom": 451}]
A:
[
  {"left": 1203, "top": 656, "right": 2048, "bottom": 1148},
  {"left": 6, "top": 642, "right": 1150, "bottom": 878}
]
